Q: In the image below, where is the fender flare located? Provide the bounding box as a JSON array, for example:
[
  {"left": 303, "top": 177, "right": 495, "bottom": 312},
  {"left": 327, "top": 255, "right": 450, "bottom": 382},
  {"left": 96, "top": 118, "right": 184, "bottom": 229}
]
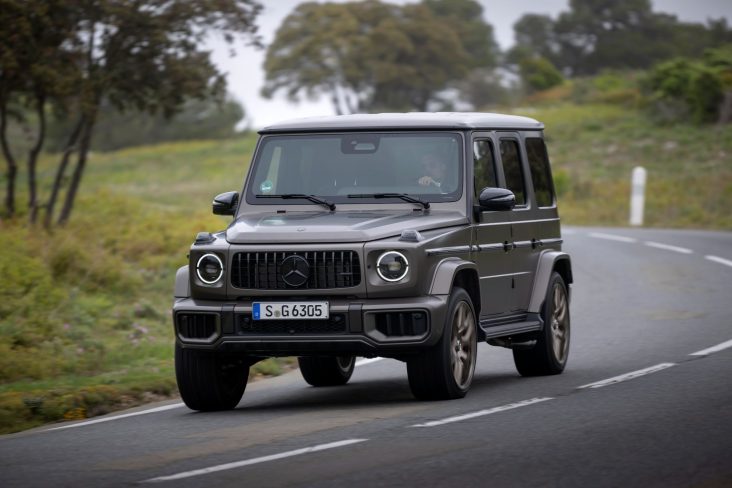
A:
[
  {"left": 174, "top": 265, "right": 190, "bottom": 298},
  {"left": 527, "top": 251, "right": 572, "bottom": 313},
  {"left": 428, "top": 257, "right": 479, "bottom": 296}
]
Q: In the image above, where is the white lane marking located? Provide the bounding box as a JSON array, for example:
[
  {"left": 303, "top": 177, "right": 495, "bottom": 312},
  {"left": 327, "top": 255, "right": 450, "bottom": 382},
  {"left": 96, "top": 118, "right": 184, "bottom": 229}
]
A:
[
  {"left": 644, "top": 241, "right": 693, "bottom": 254},
  {"left": 561, "top": 229, "right": 577, "bottom": 235},
  {"left": 578, "top": 363, "right": 676, "bottom": 389},
  {"left": 588, "top": 232, "right": 637, "bottom": 243},
  {"left": 47, "top": 403, "right": 185, "bottom": 431},
  {"left": 690, "top": 339, "right": 732, "bottom": 357},
  {"left": 142, "top": 439, "right": 368, "bottom": 483},
  {"left": 705, "top": 255, "right": 732, "bottom": 268},
  {"left": 410, "top": 397, "right": 553, "bottom": 428},
  {"left": 355, "top": 357, "right": 384, "bottom": 367}
]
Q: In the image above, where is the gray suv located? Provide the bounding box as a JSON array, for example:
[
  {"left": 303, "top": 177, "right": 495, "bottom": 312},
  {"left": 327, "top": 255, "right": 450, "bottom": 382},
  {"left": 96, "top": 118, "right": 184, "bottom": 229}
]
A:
[{"left": 173, "top": 113, "right": 572, "bottom": 410}]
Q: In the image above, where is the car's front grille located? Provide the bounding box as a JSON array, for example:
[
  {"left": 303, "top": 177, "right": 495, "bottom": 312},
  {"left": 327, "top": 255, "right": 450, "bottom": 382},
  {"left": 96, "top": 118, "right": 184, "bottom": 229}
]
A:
[
  {"left": 231, "top": 251, "right": 361, "bottom": 290},
  {"left": 237, "top": 314, "right": 347, "bottom": 334}
]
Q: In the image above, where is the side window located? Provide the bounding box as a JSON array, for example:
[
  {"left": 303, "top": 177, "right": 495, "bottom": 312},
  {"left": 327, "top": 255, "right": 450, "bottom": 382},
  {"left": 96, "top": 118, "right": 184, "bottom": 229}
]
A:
[
  {"left": 525, "top": 138, "right": 555, "bottom": 207},
  {"left": 473, "top": 140, "right": 497, "bottom": 198},
  {"left": 499, "top": 139, "right": 526, "bottom": 206}
]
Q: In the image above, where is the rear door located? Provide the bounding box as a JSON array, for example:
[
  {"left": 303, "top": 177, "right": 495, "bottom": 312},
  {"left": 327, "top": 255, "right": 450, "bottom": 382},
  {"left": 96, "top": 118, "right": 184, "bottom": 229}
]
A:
[{"left": 496, "top": 133, "right": 535, "bottom": 312}]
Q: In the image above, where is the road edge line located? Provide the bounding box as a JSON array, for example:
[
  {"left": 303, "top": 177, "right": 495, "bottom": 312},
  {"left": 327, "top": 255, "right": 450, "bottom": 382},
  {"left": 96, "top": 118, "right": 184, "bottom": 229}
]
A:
[{"left": 46, "top": 403, "right": 185, "bottom": 431}]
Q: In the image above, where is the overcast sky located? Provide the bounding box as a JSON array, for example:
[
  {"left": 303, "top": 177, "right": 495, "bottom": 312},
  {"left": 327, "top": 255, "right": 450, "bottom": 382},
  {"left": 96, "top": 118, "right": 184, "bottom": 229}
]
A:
[{"left": 208, "top": 0, "right": 732, "bottom": 129}]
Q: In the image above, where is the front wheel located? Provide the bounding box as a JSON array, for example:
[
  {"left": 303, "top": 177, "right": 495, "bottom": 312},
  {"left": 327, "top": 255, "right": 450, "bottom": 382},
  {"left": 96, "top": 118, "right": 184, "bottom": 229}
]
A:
[
  {"left": 407, "top": 287, "right": 477, "bottom": 400},
  {"left": 298, "top": 356, "right": 355, "bottom": 386},
  {"left": 513, "top": 272, "right": 570, "bottom": 376},
  {"left": 175, "top": 344, "right": 249, "bottom": 411}
]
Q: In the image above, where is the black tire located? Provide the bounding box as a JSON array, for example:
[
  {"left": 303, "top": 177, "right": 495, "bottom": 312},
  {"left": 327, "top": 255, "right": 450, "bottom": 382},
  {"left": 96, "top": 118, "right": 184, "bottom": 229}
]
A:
[
  {"left": 407, "top": 287, "right": 477, "bottom": 400},
  {"left": 175, "top": 344, "right": 249, "bottom": 411},
  {"left": 298, "top": 356, "right": 355, "bottom": 386},
  {"left": 513, "top": 272, "right": 570, "bottom": 376}
]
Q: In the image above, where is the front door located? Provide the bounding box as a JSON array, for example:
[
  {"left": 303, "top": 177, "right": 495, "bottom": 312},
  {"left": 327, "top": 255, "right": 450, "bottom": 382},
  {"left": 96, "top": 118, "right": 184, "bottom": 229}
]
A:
[{"left": 471, "top": 133, "right": 514, "bottom": 318}]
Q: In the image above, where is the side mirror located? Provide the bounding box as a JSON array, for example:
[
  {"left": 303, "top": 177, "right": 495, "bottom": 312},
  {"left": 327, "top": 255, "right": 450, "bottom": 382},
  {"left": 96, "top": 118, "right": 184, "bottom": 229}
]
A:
[
  {"left": 212, "top": 191, "right": 239, "bottom": 216},
  {"left": 478, "top": 187, "right": 515, "bottom": 211}
]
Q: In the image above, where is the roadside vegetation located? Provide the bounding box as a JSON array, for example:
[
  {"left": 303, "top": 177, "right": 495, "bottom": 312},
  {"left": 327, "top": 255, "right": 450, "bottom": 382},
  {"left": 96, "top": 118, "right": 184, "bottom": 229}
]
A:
[{"left": 0, "top": 136, "right": 296, "bottom": 434}]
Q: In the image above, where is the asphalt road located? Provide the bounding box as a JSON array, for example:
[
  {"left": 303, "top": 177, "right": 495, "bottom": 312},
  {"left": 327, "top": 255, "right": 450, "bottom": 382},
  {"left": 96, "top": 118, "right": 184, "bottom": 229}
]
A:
[{"left": 2, "top": 226, "right": 731, "bottom": 487}]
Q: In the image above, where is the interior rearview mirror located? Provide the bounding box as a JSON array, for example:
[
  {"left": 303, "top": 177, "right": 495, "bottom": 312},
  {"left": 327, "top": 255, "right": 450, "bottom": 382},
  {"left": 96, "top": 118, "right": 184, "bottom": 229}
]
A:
[{"left": 212, "top": 191, "right": 239, "bottom": 216}]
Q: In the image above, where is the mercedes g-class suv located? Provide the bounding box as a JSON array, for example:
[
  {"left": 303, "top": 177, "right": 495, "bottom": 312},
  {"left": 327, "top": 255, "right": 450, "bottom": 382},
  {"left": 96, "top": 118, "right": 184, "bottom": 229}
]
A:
[{"left": 173, "top": 113, "right": 572, "bottom": 410}]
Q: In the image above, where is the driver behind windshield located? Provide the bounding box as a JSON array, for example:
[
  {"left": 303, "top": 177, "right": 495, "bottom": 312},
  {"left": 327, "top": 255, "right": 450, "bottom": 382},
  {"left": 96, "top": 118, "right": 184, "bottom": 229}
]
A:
[{"left": 418, "top": 154, "right": 448, "bottom": 190}]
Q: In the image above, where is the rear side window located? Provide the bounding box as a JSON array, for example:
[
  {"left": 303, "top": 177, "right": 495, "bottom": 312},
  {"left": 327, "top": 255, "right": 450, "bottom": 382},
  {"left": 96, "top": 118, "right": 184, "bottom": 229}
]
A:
[
  {"left": 499, "top": 139, "right": 526, "bottom": 206},
  {"left": 473, "top": 140, "right": 497, "bottom": 197},
  {"left": 526, "top": 138, "right": 555, "bottom": 207}
]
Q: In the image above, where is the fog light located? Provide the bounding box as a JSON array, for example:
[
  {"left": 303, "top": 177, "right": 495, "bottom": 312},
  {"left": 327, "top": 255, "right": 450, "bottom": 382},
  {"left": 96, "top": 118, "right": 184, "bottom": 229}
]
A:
[
  {"left": 196, "top": 253, "right": 224, "bottom": 284},
  {"left": 376, "top": 251, "right": 409, "bottom": 282}
]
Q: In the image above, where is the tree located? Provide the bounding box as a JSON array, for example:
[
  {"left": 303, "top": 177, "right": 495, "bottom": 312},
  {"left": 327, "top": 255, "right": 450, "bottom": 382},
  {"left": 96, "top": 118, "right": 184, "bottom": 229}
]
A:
[
  {"left": 0, "top": 0, "right": 78, "bottom": 221},
  {"left": 422, "top": 0, "right": 498, "bottom": 69},
  {"left": 0, "top": 0, "right": 262, "bottom": 226},
  {"left": 507, "top": 14, "right": 559, "bottom": 68},
  {"left": 262, "top": 0, "right": 491, "bottom": 114},
  {"left": 510, "top": 0, "right": 732, "bottom": 77}
]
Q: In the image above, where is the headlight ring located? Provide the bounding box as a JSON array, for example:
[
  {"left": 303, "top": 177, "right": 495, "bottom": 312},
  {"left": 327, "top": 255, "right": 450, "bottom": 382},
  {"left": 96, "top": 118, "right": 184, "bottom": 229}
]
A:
[
  {"left": 376, "top": 251, "right": 409, "bottom": 282},
  {"left": 196, "top": 253, "right": 224, "bottom": 284}
]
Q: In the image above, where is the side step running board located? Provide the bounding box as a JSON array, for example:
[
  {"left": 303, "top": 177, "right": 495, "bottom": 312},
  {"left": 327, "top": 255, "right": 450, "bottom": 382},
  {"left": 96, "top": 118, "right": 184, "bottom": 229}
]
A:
[{"left": 479, "top": 319, "right": 542, "bottom": 340}]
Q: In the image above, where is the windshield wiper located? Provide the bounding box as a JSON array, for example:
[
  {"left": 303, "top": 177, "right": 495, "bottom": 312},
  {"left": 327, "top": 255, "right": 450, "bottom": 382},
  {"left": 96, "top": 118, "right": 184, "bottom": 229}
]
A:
[
  {"left": 347, "top": 193, "right": 430, "bottom": 209},
  {"left": 256, "top": 194, "right": 336, "bottom": 211}
]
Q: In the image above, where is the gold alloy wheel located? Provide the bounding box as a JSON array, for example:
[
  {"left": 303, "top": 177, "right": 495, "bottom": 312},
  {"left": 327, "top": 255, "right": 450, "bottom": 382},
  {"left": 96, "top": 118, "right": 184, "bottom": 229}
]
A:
[
  {"left": 450, "top": 301, "right": 476, "bottom": 389},
  {"left": 550, "top": 283, "right": 570, "bottom": 364}
]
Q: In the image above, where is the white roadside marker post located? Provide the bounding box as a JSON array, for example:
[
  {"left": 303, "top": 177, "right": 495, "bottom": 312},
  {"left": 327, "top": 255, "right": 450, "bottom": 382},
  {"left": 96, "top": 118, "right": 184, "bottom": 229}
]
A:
[{"left": 630, "top": 166, "right": 647, "bottom": 226}]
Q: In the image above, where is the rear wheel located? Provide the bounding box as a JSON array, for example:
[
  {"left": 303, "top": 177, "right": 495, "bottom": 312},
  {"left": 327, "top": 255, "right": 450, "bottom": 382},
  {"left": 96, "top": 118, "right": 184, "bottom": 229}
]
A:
[
  {"left": 407, "top": 287, "right": 477, "bottom": 400},
  {"left": 513, "top": 272, "right": 570, "bottom": 376},
  {"left": 175, "top": 344, "right": 249, "bottom": 411},
  {"left": 298, "top": 356, "right": 355, "bottom": 386}
]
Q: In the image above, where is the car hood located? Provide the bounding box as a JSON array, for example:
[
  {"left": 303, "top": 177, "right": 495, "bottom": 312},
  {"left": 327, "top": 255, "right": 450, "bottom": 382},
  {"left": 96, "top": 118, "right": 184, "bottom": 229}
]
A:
[{"left": 226, "top": 209, "right": 468, "bottom": 244}]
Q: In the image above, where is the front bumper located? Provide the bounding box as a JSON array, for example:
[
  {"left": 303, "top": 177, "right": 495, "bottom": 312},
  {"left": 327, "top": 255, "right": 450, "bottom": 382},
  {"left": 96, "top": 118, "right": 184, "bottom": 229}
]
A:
[{"left": 172, "top": 295, "right": 449, "bottom": 357}]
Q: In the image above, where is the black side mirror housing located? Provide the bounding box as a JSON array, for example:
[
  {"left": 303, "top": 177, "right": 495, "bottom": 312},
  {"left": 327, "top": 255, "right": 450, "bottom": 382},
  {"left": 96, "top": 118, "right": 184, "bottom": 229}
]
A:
[
  {"left": 478, "top": 187, "right": 516, "bottom": 211},
  {"left": 212, "top": 191, "right": 239, "bottom": 216}
]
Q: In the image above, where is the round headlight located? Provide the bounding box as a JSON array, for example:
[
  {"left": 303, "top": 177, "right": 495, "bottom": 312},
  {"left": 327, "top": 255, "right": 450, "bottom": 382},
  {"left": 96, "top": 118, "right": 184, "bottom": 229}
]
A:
[
  {"left": 376, "top": 251, "right": 409, "bottom": 282},
  {"left": 196, "top": 253, "right": 224, "bottom": 284}
]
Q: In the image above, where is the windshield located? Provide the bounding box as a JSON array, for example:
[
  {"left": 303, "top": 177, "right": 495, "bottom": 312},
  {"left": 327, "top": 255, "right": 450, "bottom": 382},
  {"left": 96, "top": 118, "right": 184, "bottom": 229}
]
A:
[{"left": 246, "top": 132, "right": 463, "bottom": 205}]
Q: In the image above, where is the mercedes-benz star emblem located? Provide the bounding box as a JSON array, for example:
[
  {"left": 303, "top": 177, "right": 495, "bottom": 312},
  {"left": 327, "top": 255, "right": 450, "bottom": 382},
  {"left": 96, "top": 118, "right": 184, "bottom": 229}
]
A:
[{"left": 281, "top": 255, "right": 310, "bottom": 287}]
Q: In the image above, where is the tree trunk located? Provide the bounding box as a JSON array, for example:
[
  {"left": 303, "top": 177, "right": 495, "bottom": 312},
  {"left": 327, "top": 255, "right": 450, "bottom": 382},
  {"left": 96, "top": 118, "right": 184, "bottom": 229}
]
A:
[
  {"left": 28, "top": 94, "right": 47, "bottom": 224},
  {"left": 0, "top": 100, "right": 18, "bottom": 218},
  {"left": 44, "top": 116, "right": 85, "bottom": 229},
  {"left": 57, "top": 110, "right": 96, "bottom": 226}
]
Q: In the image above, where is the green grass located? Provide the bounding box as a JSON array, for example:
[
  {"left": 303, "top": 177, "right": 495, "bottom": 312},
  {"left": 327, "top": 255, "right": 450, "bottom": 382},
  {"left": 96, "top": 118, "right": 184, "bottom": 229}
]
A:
[{"left": 1, "top": 104, "right": 731, "bottom": 434}]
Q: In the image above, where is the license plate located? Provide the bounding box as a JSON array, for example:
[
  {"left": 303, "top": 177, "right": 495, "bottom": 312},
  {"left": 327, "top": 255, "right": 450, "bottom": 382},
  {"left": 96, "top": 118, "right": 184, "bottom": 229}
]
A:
[{"left": 253, "top": 302, "right": 329, "bottom": 320}]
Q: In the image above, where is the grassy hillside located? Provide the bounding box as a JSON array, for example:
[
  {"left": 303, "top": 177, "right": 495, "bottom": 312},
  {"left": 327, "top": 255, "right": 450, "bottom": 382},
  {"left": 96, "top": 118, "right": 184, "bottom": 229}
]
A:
[
  {"left": 519, "top": 104, "right": 732, "bottom": 229},
  {"left": 1, "top": 104, "right": 730, "bottom": 434}
]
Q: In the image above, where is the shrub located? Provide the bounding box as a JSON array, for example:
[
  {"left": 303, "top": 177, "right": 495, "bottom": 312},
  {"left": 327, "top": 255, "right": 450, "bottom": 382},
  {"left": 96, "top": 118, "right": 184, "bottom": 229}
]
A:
[
  {"left": 520, "top": 56, "right": 564, "bottom": 93},
  {"left": 643, "top": 58, "right": 724, "bottom": 124}
]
